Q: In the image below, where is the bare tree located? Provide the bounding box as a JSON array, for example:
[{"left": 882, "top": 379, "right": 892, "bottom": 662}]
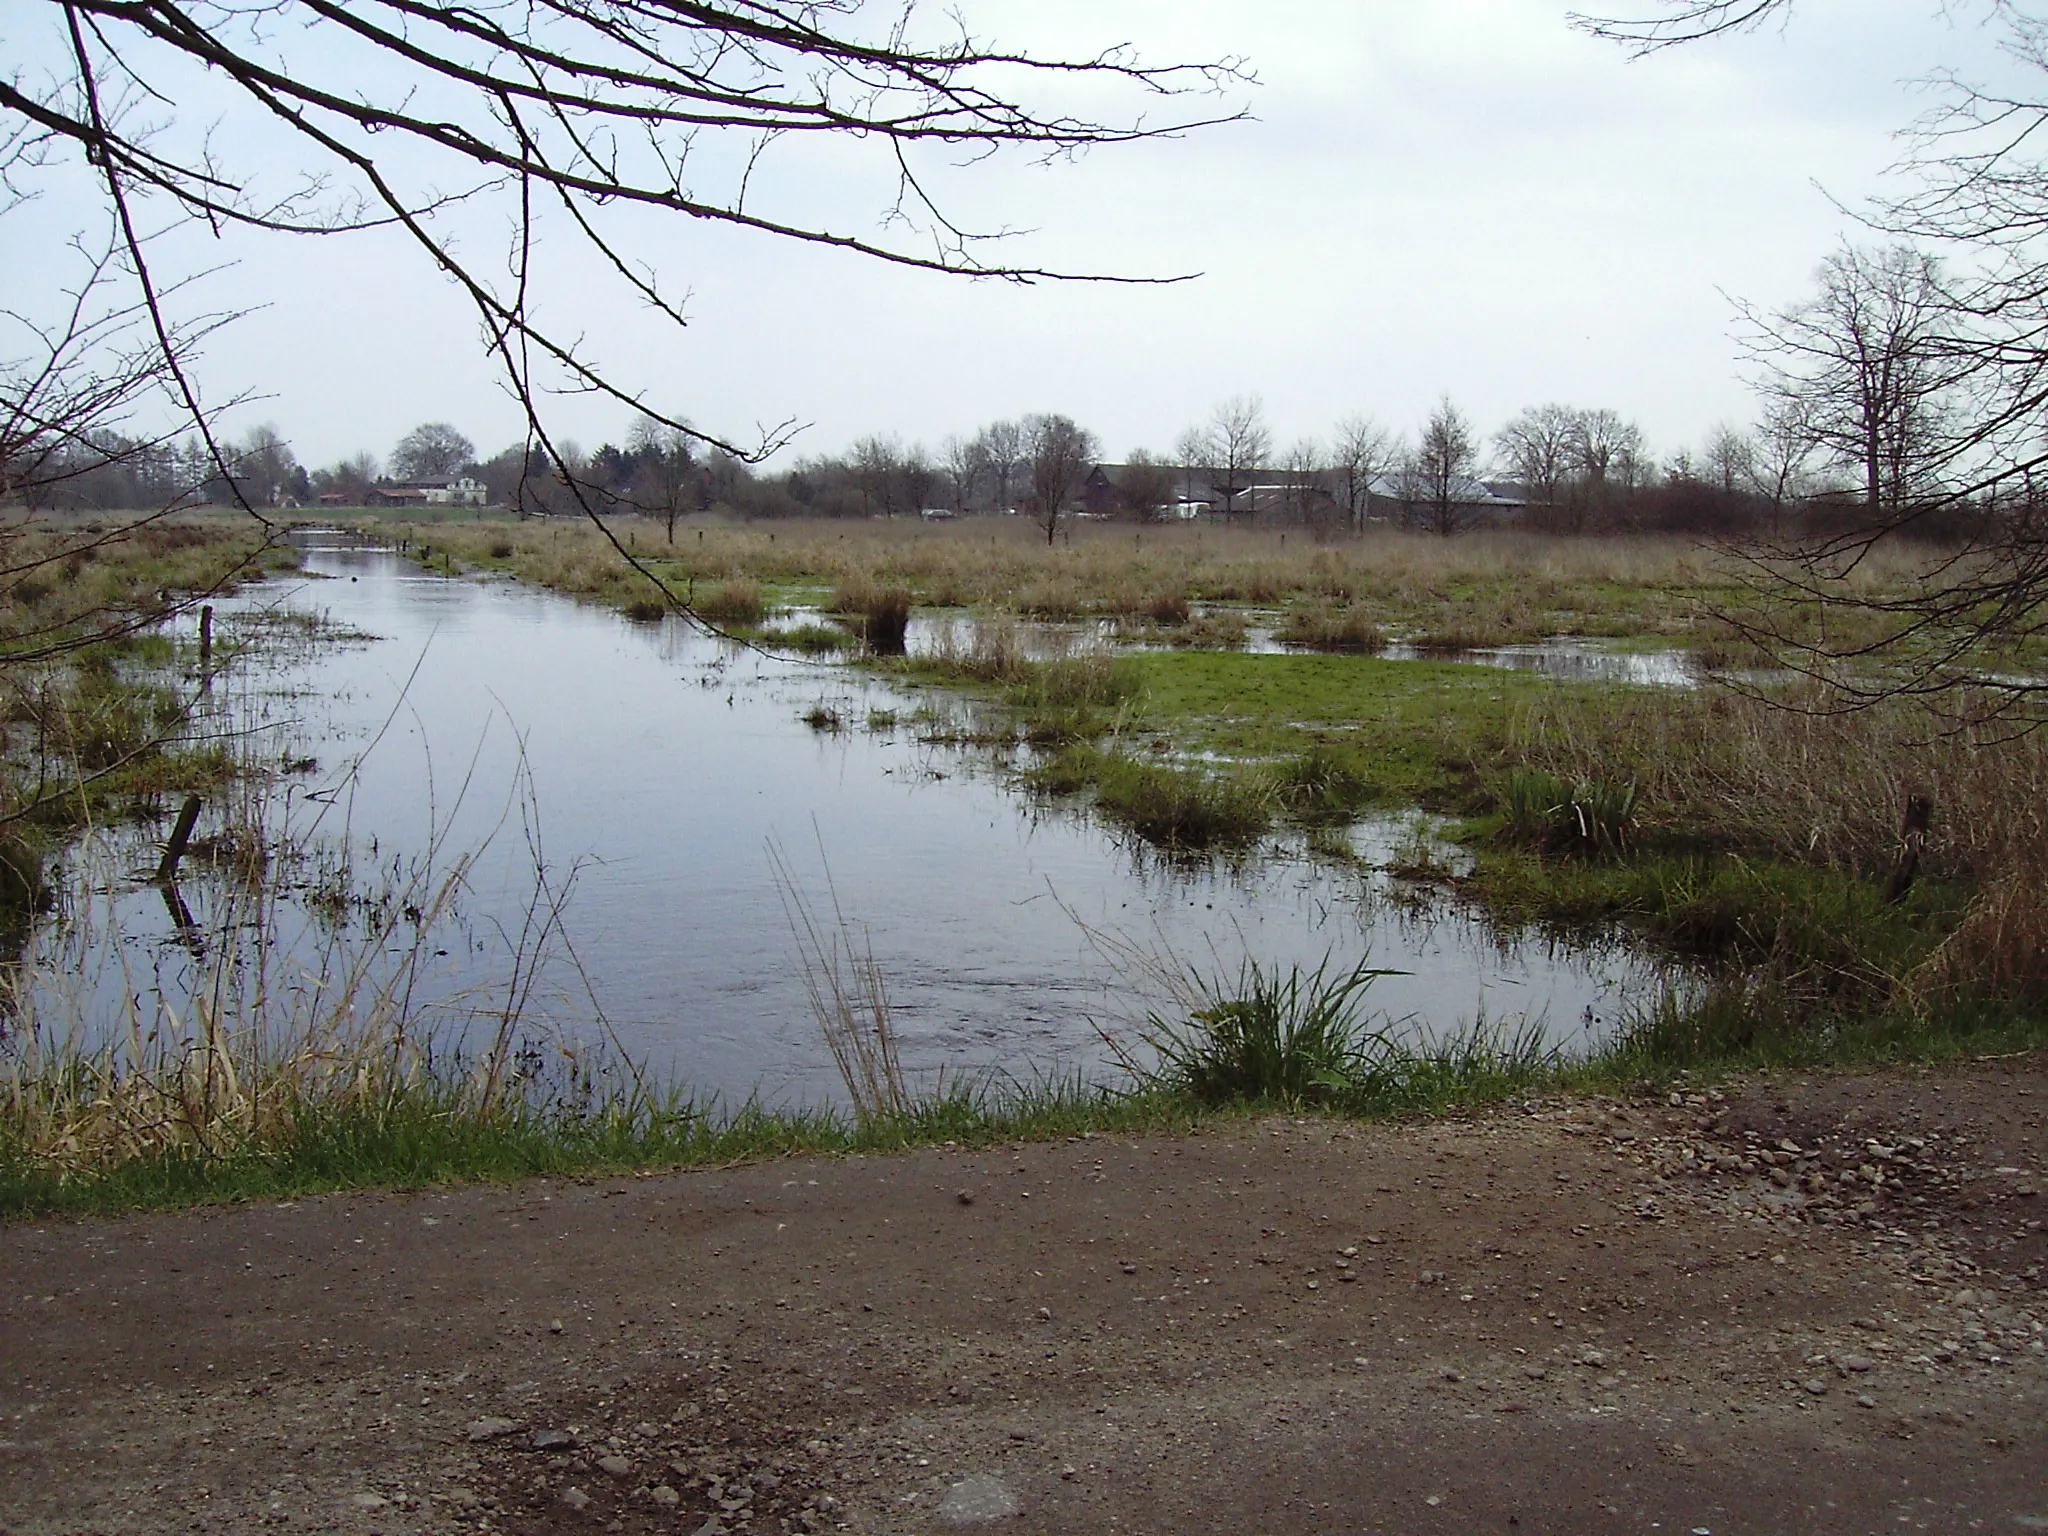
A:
[
  {"left": 1577, "top": 3, "right": 2048, "bottom": 711},
  {"left": 1741, "top": 245, "right": 1969, "bottom": 517},
  {"left": 1567, "top": 409, "right": 1641, "bottom": 489},
  {"left": 2, "top": 232, "right": 233, "bottom": 517},
  {"left": 1495, "top": 404, "right": 1579, "bottom": 519},
  {"left": 1703, "top": 423, "right": 1757, "bottom": 497},
  {"left": 1558, "top": 408, "right": 1645, "bottom": 530},
  {"left": 389, "top": 422, "right": 476, "bottom": 482},
  {"left": 899, "top": 445, "right": 937, "bottom": 517},
  {"left": 849, "top": 436, "right": 905, "bottom": 519},
  {"left": 0, "top": 228, "right": 269, "bottom": 671},
  {"left": 1189, "top": 396, "right": 1271, "bottom": 521},
  {"left": 6, "top": 3, "right": 1246, "bottom": 631},
  {"left": 628, "top": 416, "right": 700, "bottom": 543},
  {"left": 233, "top": 425, "right": 302, "bottom": 507},
  {"left": 1405, "top": 397, "right": 1479, "bottom": 538},
  {"left": 1280, "top": 439, "right": 1327, "bottom": 526},
  {"left": 1022, "top": 414, "right": 1099, "bottom": 545},
  {"left": 940, "top": 435, "right": 987, "bottom": 515},
  {"left": 1331, "top": 416, "right": 1398, "bottom": 532},
  {"left": 976, "top": 421, "right": 1026, "bottom": 514},
  {"left": 1571, "top": 2, "right": 1791, "bottom": 51},
  {"left": 1173, "top": 427, "right": 1211, "bottom": 512},
  {"left": 1746, "top": 398, "right": 1814, "bottom": 532}
]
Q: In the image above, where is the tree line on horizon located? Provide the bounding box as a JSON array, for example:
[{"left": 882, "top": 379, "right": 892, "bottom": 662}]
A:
[{"left": 8, "top": 242, "right": 1982, "bottom": 548}]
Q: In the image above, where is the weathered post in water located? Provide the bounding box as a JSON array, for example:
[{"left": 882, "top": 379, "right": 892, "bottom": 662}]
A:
[
  {"left": 197, "top": 603, "right": 213, "bottom": 675},
  {"left": 155, "top": 795, "right": 203, "bottom": 884}
]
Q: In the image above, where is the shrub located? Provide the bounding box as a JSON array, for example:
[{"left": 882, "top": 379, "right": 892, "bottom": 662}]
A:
[{"left": 1146, "top": 590, "right": 1192, "bottom": 626}]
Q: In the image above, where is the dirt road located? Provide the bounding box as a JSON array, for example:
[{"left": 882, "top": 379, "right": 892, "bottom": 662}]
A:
[{"left": 4, "top": 1058, "right": 2045, "bottom": 1535}]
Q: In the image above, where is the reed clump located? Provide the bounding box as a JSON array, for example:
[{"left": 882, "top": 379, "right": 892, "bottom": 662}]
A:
[
  {"left": 1276, "top": 605, "right": 1388, "bottom": 653},
  {"left": 1501, "top": 768, "right": 1638, "bottom": 857},
  {"left": 1270, "top": 744, "right": 1373, "bottom": 819},
  {"left": 765, "top": 621, "right": 855, "bottom": 654},
  {"left": 830, "top": 575, "right": 912, "bottom": 654},
  {"left": 1508, "top": 685, "right": 2048, "bottom": 883},
  {"left": 1495, "top": 684, "right": 2048, "bottom": 1013},
  {"left": 696, "top": 577, "right": 767, "bottom": 627}
]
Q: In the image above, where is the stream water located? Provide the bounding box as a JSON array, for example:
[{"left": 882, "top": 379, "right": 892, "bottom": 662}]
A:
[{"left": 35, "top": 536, "right": 1673, "bottom": 1105}]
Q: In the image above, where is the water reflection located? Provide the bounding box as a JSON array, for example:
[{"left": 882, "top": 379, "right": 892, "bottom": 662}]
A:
[
  {"left": 1379, "top": 639, "right": 1701, "bottom": 687},
  {"left": 32, "top": 538, "right": 1671, "bottom": 1103}
]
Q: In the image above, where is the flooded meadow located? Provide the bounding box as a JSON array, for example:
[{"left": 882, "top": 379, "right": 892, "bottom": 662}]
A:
[{"left": 29, "top": 532, "right": 1675, "bottom": 1106}]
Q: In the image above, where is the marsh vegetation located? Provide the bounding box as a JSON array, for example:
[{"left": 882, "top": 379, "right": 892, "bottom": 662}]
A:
[
  {"left": 2, "top": 516, "right": 2043, "bottom": 1218},
  {"left": 396, "top": 513, "right": 2048, "bottom": 1059}
]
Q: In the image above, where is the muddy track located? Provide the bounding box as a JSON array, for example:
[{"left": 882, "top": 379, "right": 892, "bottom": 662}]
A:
[{"left": 3, "top": 1056, "right": 2044, "bottom": 1535}]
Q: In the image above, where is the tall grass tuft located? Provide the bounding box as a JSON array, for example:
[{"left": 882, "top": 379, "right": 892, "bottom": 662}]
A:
[
  {"left": 1502, "top": 768, "right": 1638, "bottom": 857},
  {"left": 1099, "top": 944, "right": 1565, "bottom": 1113},
  {"left": 767, "top": 838, "right": 908, "bottom": 1123},
  {"left": 696, "top": 577, "right": 767, "bottom": 627},
  {"left": 831, "top": 575, "right": 912, "bottom": 654},
  {"left": 1276, "top": 605, "right": 1388, "bottom": 654},
  {"left": 1271, "top": 744, "right": 1372, "bottom": 819},
  {"left": 1131, "top": 956, "right": 1394, "bottom": 1105}
]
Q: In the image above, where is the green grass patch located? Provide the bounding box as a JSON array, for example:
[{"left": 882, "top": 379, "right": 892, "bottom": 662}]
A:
[
  {"left": 1027, "top": 743, "right": 1273, "bottom": 851},
  {"left": 1122, "top": 650, "right": 1565, "bottom": 810},
  {"left": 0, "top": 1077, "right": 1206, "bottom": 1221},
  {"left": 765, "top": 621, "right": 855, "bottom": 654}
]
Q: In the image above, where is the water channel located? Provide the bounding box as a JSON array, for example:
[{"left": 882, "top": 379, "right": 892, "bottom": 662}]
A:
[{"left": 37, "top": 535, "right": 1673, "bottom": 1105}]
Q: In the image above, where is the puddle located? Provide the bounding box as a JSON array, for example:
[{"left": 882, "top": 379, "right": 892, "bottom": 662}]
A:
[
  {"left": 19, "top": 536, "right": 1673, "bottom": 1104},
  {"left": 1379, "top": 639, "right": 1702, "bottom": 687}
]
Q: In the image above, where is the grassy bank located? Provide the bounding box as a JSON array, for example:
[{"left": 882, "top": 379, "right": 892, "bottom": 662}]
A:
[
  {"left": 0, "top": 1071, "right": 1207, "bottom": 1221},
  {"left": 6, "top": 938, "right": 2041, "bottom": 1221}
]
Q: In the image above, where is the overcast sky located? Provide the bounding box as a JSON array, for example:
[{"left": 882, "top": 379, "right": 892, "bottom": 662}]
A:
[{"left": 5, "top": 0, "right": 2021, "bottom": 472}]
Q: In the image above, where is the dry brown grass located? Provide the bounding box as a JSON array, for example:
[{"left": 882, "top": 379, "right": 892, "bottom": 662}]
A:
[
  {"left": 1514, "top": 686, "right": 2048, "bottom": 880},
  {"left": 1511, "top": 685, "right": 2048, "bottom": 1004},
  {"left": 394, "top": 516, "right": 1840, "bottom": 639}
]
